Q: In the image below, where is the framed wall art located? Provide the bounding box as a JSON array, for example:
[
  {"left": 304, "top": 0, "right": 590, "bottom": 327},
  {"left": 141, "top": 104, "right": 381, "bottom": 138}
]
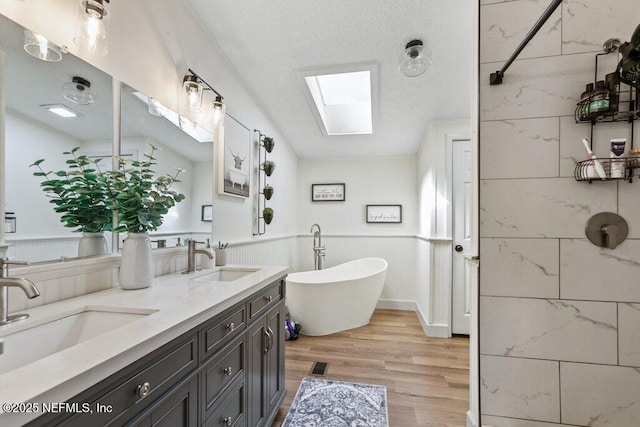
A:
[
  {"left": 366, "top": 204, "right": 402, "bottom": 223},
  {"left": 201, "top": 205, "right": 213, "bottom": 222},
  {"left": 216, "top": 113, "right": 251, "bottom": 198},
  {"left": 311, "top": 183, "right": 345, "bottom": 202}
]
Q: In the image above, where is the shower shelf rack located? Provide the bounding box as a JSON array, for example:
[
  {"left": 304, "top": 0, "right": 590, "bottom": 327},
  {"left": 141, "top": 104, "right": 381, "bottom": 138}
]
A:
[
  {"left": 253, "top": 130, "right": 274, "bottom": 236},
  {"left": 574, "top": 50, "right": 639, "bottom": 183}
]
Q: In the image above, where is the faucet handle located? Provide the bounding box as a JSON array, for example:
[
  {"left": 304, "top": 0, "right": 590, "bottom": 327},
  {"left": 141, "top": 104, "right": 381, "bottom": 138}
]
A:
[{"left": 0, "top": 258, "right": 29, "bottom": 276}]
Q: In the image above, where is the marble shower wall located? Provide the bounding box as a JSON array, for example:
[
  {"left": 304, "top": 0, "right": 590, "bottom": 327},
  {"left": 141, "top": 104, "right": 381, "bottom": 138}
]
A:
[{"left": 479, "top": 1, "right": 640, "bottom": 426}]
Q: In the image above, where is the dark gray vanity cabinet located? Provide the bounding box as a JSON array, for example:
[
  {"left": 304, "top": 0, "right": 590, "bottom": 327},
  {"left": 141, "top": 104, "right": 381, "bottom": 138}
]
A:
[
  {"left": 247, "top": 284, "right": 286, "bottom": 427},
  {"left": 26, "top": 276, "right": 286, "bottom": 427}
]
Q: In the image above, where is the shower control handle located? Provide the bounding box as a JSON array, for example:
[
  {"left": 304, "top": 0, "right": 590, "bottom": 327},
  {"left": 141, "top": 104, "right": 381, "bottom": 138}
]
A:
[{"left": 455, "top": 245, "right": 463, "bottom": 252}]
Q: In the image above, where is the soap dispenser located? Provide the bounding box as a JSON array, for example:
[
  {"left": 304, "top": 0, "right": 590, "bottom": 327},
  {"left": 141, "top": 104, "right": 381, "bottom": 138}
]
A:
[{"left": 200, "top": 238, "right": 216, "bottom": 269}]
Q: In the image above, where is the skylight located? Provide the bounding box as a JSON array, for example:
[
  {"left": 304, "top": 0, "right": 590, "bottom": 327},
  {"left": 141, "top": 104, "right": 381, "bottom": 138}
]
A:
[{"left": 304, "top": 70, "right": 373, "bottom": 135}]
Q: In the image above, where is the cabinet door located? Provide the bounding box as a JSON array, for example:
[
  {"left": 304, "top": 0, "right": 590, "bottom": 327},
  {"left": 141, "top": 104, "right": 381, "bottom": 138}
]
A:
[
  {"left": 246, "top": 318, "right": 267, "bottom": 427},
  {"left": 265, "top": 301, "right": 285, "bottom": 414},
  {"left": 125, "top": 375, "right": 198, "bottom": 427}
]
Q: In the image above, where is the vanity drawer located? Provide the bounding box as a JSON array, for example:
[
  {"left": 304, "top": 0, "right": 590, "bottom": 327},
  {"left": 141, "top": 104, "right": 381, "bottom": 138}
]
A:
[
  {"left": 56, "top": 334, "right": 198, "bottom": 427},
  {"left": 249, "top": 281, "right": 283, "bottom": 319},
  {"left": 200, "top": 304, "right": 245, "bottom": 360},
  {"left": 201, "top": 335, "right": 245, "bottom": 419},
  {"left": 203, "top": 376, "right": 245, "bottom": 427}
]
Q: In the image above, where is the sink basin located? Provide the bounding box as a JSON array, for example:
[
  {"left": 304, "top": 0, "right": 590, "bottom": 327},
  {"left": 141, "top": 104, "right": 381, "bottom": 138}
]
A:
[
  {"left": 194, "top": 268, "right": 260, "bottom": 283},
  {"left": 0, "top": 306, "right": 157, "bottom": 374}
]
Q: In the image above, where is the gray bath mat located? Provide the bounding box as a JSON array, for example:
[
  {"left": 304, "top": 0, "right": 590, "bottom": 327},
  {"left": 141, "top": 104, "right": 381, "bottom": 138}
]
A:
[{"left": 282, "top": 377, "right": 389, "bottom": 427}]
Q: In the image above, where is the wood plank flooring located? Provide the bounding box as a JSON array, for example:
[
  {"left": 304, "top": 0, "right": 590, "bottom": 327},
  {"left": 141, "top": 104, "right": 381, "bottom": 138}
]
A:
[{"left": 271, "top": 309, "right": 470, "bottom": 426}]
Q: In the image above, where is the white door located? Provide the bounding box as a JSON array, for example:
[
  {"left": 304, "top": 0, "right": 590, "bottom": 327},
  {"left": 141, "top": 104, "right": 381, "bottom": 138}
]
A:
[{"left": 452, "top": 139, "right": 472, "bottom": 335}]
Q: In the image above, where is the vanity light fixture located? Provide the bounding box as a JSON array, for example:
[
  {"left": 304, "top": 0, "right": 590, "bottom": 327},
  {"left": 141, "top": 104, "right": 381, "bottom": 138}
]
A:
[
  {"left": 73, "top": 0, "right": 110, "bottom": 56},
  {"left": 182, "top": 69, "right": 226, "bottom": 128},
  {"left": 62, "top": 76, "right": 96, "bottom": 105},
  {"left": 23, "top": 29, "right": 62, "bottom": 62},
  {"left": 399, "top": 39, "right": 432, "bottom": 78}
]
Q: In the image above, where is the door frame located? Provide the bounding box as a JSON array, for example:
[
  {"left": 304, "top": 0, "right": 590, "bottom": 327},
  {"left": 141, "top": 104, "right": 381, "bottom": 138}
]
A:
[{"left": 445, "top": 133, "right": 471, "bottom": 337}]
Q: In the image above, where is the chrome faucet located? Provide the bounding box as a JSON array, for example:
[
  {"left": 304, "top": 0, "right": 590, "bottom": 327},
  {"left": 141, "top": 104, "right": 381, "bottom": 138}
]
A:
[
  {"left": 184, "top": 240, "right": 214, "bottom": 274},
  {"left": 310, "top": 224, "right": 325, "bottom": 270},
  {"left": 0, "top": 259, "right": 40, "bottom": 325}
]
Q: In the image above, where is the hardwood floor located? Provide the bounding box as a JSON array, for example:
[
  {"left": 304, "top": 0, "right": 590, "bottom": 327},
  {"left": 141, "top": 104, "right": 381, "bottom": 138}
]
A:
[{"left": 271, "top": 309, "right": 470, "bottom": 426}]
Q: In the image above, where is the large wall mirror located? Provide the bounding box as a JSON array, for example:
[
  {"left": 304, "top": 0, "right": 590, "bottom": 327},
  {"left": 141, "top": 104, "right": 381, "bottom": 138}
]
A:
[
  {"left": 119, "top": 83, "right": 214, "bottom": 250},
  {"left": 1, "top": 13, "right": 215, "bottom": 263},
  {"left": 2, "top": 14, "right": 114, "bottom": 263}
]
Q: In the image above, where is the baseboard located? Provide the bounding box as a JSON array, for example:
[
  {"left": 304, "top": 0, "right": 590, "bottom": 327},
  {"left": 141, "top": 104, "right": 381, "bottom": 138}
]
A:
[
  {"left": 376, "top": 299, "right": 416, "bottom": 311},
  {"left": 415, "top": 304, "right": 450, "bottom": 338},
  {"left": 466, "top": 411, "right": 477, "bottom": 427}
]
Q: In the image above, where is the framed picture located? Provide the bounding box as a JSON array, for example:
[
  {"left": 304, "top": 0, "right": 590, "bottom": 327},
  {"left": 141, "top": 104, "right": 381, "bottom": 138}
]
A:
[
  {"left": 366, "top": 204, "right": 402, "bottom": 223},
  {"left": 311, "top": 183, "right": 345, "bottom": 202},
  {"left": 216, "top": 113, "right": 251, "bottom": 198},
  {"left": 201, "top": 205, "right": 213, "bottom": 222}
]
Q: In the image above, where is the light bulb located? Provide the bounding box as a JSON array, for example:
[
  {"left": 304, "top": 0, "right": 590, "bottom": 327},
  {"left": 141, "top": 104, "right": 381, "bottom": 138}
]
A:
[{"left": 73, "top": 0, "right": 109, "bottom": 56}]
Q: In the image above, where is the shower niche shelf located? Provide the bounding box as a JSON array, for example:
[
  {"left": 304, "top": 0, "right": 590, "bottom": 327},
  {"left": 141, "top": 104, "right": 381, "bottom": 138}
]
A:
[{"left": 253, "top": 130, "right": 275, "bottom": 236}]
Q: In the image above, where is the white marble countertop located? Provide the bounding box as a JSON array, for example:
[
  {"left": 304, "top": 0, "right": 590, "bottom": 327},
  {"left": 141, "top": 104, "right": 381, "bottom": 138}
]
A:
[{"left": 0, "top": 264, "right": 288, "bottom": 426}]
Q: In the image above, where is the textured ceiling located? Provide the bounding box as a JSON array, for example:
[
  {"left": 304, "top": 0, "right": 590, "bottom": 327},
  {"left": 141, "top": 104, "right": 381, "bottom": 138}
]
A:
[{"left": 184, "top": 0, "right": 474, "bottom": 158}]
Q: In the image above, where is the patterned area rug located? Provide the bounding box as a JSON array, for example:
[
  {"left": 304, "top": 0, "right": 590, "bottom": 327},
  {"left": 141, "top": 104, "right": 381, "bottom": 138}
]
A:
[{"left": 282, "top": 377, "right": 389, "bottom": 427}]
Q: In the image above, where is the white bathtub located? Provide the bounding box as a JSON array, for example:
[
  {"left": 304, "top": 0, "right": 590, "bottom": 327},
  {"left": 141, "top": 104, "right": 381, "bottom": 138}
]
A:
[{"left": 286, "top": 258, "right": 388, "bottom": 336}]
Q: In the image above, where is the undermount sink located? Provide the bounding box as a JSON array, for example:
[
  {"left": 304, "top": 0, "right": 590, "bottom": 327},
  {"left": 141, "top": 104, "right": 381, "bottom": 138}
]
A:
[
  {"left": 0, "top": 306, "right": 157, "bottom": 375},
  {"left": 194, "top": 267, "right": 261, "bottom": 283}
]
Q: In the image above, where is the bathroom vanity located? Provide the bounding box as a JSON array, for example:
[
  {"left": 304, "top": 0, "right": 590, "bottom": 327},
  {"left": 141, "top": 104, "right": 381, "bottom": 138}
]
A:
[{"left": 0, "top": 265, "right": 287, "bottom": 427}]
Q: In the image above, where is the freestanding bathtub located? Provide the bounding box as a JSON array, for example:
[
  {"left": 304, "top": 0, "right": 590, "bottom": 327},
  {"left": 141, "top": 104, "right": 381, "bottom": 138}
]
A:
[{"left": 285, "top": 258, "right": 388, "bottom": 336}]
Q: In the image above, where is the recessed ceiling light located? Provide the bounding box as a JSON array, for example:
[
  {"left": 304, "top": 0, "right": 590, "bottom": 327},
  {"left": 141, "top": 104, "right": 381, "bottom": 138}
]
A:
[
  {"left": 41, "top": 104, "right": 80, "bottom": 118},
  {"left": 303, "top": 70, "right": 373, "bottom": 135}
]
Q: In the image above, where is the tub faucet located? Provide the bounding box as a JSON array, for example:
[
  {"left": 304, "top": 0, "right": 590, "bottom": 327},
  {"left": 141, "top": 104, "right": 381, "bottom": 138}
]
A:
[
  {"left": 184, "top": 240, "right": 214, "bottom": 274},
  {"left": 310, "top": 224, "right": 325, "bottom": 270},
  {"left": 0, "top": 259, "right": 40, "bottom": 325}
]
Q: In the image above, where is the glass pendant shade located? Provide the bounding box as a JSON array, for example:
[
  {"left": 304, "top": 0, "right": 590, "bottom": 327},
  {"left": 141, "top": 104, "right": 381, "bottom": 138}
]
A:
[
  {"left": 399, "top": 39, "right": 432, "bottom": 77},
  {"left": 211, "top": 96, "right": 226, "bottom": 128},
  {"left": 23, "top": 29, "right": 62, "bottom": 62},
  {"left": 182, "top": 76, "right": 203, "bottom": 113},
  {"left": 73, "top": 0, "right": 109, "bottom": 56},
  {"left": 62, "top": 76, "right": 96, "bottom": 105}
]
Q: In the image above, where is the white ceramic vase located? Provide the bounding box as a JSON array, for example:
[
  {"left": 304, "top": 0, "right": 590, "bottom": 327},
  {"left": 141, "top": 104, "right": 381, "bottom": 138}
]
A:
[
  {"left": 78, "top": 232, "right": 109, "bottom": 257},
  {"left": 119, "top": 232, "right": 153, "bottom": 290}
]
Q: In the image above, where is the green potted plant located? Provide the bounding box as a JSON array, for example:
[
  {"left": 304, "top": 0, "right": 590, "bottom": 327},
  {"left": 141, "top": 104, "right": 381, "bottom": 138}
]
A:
[
  {"left": 262, "top": 160, "right": 276, "bottom": 177},
  {"left": 106, "top": 143, "right": 185, "bottom": 289},
  {"left": 262, "top": 207, "right": 274, "bottom": 225},
  {"left": 30, "top": 147, "right": 112, "bottom": 257},
  {"left": 263, "top": 184, "right": 274, "bottom": 200},
  {"left": 262, "top": 136, "right": 275, "bottom": 153}
]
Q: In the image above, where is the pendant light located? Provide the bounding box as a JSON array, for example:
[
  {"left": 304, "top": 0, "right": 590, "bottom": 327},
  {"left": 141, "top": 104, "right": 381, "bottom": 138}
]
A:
[
  {"left": 399, "top": 39, "right": 432, "bottom": 77},
  {"left": 23, "top": 29, "right": 62, "bottom": 62},
  {"left": 182, "top": 75, "right": 204, "bottom": 113},
  {"left": 62, "top": 76, "right": 96, "bottom": 105},
  {"left": 73, "top": 0, "right": 110, "bottom": 56},
  {"left": 211, "top": 95, "right": 226, "bottom": 128}
]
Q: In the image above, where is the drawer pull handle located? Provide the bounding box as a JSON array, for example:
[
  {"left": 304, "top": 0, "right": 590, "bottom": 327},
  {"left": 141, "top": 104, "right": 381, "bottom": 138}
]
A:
[
  {"left": 226, "top": 322, "right": 235, "bottom": 331},
  {"left": 264, "top": 295, "right": 273, "bottom": 302},
  {"left": 223, "top": 416, "right": 233, "bottom": 425},
  {"left": 223, "top": 366, "right": 233, "bottom": 376},
  {"left": 136, "top": 381, "right": 151, "bottom": 397}
]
